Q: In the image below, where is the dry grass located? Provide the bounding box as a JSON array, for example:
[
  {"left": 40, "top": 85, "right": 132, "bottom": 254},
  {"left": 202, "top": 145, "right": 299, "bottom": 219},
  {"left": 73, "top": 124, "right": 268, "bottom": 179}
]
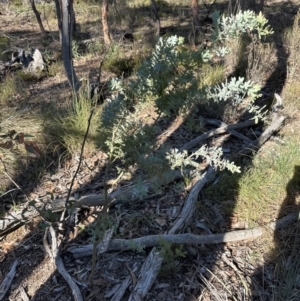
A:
[{"left": 0, "top": 74, "right": 26, "bottom": 106}]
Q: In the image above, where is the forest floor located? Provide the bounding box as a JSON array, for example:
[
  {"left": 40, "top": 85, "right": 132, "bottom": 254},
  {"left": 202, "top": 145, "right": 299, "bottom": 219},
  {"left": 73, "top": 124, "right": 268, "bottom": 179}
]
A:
[{"left": 1, "top": 1, "right": 300, "bottom": 301}]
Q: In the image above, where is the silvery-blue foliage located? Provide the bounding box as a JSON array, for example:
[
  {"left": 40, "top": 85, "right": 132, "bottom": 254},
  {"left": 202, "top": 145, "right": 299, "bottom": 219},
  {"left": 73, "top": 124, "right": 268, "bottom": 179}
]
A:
[
  {"left": 165, "top": 146, "right": 241, "bottom": 174},
  {"left": 212, "top": 10, "right": 274, "bottom": 41},
  {"left": 206, "top": 77, "right": 261, "bottom": 105}
]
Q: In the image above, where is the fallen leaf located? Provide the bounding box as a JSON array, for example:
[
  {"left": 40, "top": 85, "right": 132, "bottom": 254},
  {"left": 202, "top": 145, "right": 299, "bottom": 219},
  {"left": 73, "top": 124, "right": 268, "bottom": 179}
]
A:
[
  {"left": 24, "top": 141, "right": 41, "bottom": 158},
  {"left": 155, "top": 217, "right": 166, "bottom": 227},
  {"left": 0, "top": 130, "right": 16, "bottom": 138},
  {"left": 8, "top": 130, "right": 17, "bottom": 138},
  {"left": 0, "top": 140, "right": 13, "bottom": 149},
  {"left": 14, "top": 133, "right": 25, "bottom": 144}
]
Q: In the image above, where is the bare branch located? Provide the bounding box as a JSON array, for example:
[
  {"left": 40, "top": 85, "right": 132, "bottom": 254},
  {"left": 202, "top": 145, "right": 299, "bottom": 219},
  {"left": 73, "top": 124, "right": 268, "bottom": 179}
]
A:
[{"left": 68, "top": 228, "right": 263, "bottom": 258}]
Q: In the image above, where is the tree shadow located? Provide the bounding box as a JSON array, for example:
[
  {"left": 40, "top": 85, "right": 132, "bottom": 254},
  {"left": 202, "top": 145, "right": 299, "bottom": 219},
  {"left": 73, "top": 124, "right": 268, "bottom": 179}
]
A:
[
  {"left": 250, "top": 165, "right": 300, "bottom": 300},
  {"left": 271, "top": 165, "right": 300, "bottom": 300}
]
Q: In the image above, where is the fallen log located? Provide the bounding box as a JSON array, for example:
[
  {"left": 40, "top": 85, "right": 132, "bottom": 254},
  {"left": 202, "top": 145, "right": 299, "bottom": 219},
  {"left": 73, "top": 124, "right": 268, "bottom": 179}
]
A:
[{"left": 68, "top": 228, "right": 263, "bottom": 258}]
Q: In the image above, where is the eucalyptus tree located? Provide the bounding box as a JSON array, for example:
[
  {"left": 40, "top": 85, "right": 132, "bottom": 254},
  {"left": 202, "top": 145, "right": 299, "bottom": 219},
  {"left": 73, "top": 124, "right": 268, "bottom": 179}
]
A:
[{"left": 54, "top": 0, "right": 80, "bottom": 94}]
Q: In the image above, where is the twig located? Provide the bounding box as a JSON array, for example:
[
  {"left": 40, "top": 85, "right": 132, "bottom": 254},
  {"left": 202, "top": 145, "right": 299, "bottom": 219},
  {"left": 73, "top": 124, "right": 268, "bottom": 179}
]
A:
[
  {"left": 60, "top": 108, "right": 94, "bottom": 223},
  {"left": 43, "top": 227, "right": 54, "bottom": 262},
  {"left": 0, "top": 157, "right": 29, "bottom": 201},
  {"left": 0, "top": 188, "right": 17, "bottom": 198}
]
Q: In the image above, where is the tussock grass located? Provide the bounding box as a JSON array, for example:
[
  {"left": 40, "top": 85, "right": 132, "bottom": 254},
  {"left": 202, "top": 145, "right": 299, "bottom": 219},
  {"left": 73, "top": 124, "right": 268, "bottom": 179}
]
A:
[
  {"left": 47, "top": 83, "right": 102, "bottom": 156},
  {"left": 199, "top": 63, "right": 225, "bottom": 88},
  {"left": 47, "top": 61, "right": 64, "bottom": 77},
  {"left": 0, "top": 74, "right": 26, "bottom": 106},
  {"left": 0, "top": 107, "right": 46, "bottom": 191},
  {"left": 102, "top": 44, "right": 146, "bottom": 75},
  {"left": 234, "top": 137, "right": 300, "bottom": 227}
]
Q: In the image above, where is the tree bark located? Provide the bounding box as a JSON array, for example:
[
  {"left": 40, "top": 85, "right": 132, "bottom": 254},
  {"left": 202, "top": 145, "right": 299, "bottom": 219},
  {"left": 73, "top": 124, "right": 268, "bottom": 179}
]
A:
[
  {"left": 54, "top": 0, "right": 62, "bottom": 43},
  {"left": 30, "top": 0, "right": 47, "bottom": 37},
  {"left": 60, "top": 0, "right": 80, "bottom": 93},
  {"left": 150, "top": 0, "right": 161, "bottom": 36},
  {"left": 101, "top": 0, "right": 112, "bottom": 45},
  {"left": 191, "top": 0, "right": 201, "bottom": 36},
  {"left": 71, "top": 0, "right": 77, "bottom": 32}
]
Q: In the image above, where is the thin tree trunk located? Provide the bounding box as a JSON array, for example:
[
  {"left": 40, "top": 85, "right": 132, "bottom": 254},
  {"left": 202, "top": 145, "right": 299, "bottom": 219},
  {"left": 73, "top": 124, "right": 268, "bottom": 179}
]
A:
[
  {"left": 60, "top": 0, "right": 80, "bottom": 93},
  {"left": 54, "top": 0, "right": 62, "bottom": 43},
  {"left": 102, "top": 0, "right": 112, "bottom": 45},
  {"left": 150, "top": 0, "right": 161, "bottom": 36},
  {"left": 191, "top": 0, "right": 201, "bottom": 36},
  {"left": 30, "top": 0, "right": 47, "bottom": 37},
  {"left": 71, "top": 0, "right": 77, "bottom": 32}
]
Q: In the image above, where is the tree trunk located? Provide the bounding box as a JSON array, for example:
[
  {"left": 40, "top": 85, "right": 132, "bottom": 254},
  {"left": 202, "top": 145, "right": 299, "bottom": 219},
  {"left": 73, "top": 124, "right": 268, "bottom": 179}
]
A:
[
  {"left": 101, "top": 0, "right": 112, "bottom": 45},
  {"left": 54, "top": 0, "right": 62, "bottom": 43},
  {"left": 150, "top": 0, "right": 161, "bottom": 36},
  {"left": 71, "top": 0, "right": 77, "bottom": 33},
  {"left": 30, "top": 0, "right": 47, "bottom": 37},
  {"left": 60, "top": 0, "right": 80, "bottom": 93},
  {"left": 191, "top": 0, "right": 201, "bottom": 37}
]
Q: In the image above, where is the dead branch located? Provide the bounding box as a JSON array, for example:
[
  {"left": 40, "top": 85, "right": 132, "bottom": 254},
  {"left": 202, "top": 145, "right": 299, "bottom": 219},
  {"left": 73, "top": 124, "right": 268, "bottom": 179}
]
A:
[
  {"left": 168, "top": 166, "right": 216, "bottom": 234},
  {"left": 46, "top": 170, "right": 183, "bottom": 211},
  {"left": 108, "top": 277, "right": 131, "bottom": 301},
  {"left": 19, "top": 286, "right": 30, "bottom": 301},
  {"left": 68, "top": 228, "right": 263, "bottom": 258},
  {"left": 0, "top": 112, "right": 283, "bottom": 239},
  {"left": 268, "top": 212, "right": 299, "bottom": 231},
  {"left": 180, "top": 119, "right": 256, "bottom": 151},
  {"left": 48, "top": 225, "right": 83, "bottom": 301},
  {"left": 238, "top": 115, "right": 285, "bottom": 156},
  {"left": 128, "top": 248, "right": 163, "bottom": 300},
  {"left": 204, "top": 118, "right": 253, "bottom": 144},
  {"left": 0, "top": 260, "right": 18, "bottom": 301},
  {"left": 237, "top": 93, "right": 285, "bottom": 155}
]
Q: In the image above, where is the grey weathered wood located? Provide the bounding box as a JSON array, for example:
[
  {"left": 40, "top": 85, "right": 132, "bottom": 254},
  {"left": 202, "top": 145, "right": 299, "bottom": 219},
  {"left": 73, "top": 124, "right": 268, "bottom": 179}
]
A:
[
  {"left": 110, "top": 277, "right": 131, "bottom": 301},
  {"left": 0, "top": 260, "right": 18, "bottom": 301},
  {"left": 68, "top": 228, "right": 263, "bottom": 258},
  {"left": 168, "top": 166, "right": 216, "bottom": 234},
  {"left": 49, "top": 225, "right": 83, "bottom": 301},
  {"left": 180, "top": 119, "right": 256, "bottom": 151},
  {"left": 205, "top": 118, "right": 253, "bottom": 144},
  {"left": 128, "top": 249, "right": 163, "bottom": 300}
]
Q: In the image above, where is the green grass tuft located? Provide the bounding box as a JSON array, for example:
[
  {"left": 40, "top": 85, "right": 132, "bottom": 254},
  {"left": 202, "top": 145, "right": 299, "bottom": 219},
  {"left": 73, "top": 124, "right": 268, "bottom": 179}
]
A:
[
  {"left": 46, "top": 82, "right": 102, "bottom": 155},
  {"left": 235, "top": 137, "right": 300, "bottom": 227}
]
